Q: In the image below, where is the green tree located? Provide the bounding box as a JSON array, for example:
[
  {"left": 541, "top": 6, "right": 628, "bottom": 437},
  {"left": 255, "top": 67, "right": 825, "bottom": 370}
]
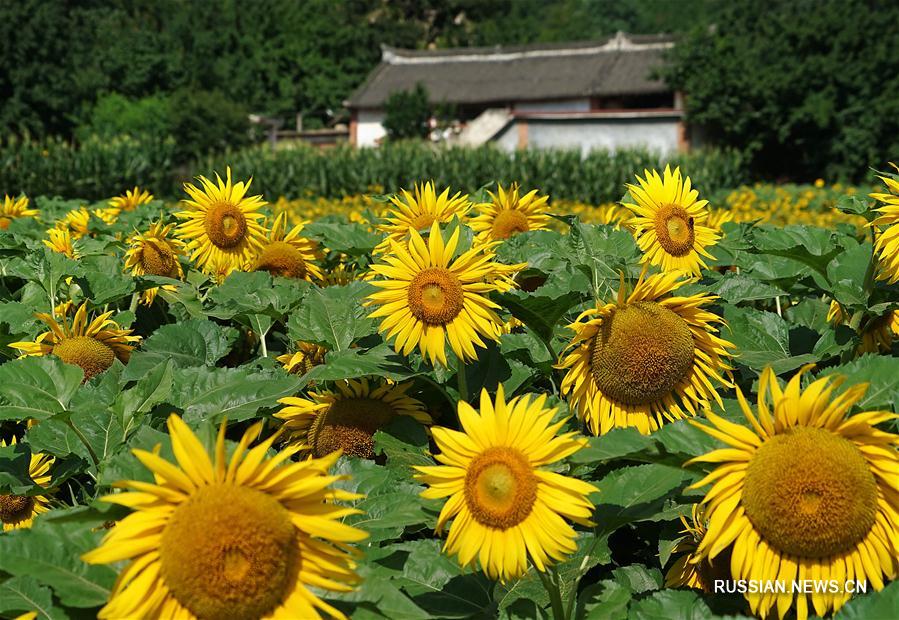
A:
[
  {"left": 663, "top": 0, "right": 899, "bottom": 181},
  {"left": 383, "top": 84, "right": 431, "bottom": 141}
]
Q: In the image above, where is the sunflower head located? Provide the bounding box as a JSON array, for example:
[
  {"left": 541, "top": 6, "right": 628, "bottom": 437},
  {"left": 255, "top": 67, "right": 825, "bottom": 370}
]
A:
[
  {"left": 869, "top": 163, "right": 899, "bottom": 284},
  {"left": 622, "top": 166, "right": 719, "bottom": 276},
  {"left": 10, "top": 303, "right": 140, "bottom": 381},
  {"left": 366, "top": 221, "right": 524, "bottom": 366},
  {"left": 276, "top": 378, "right": 431, "bottom": 459},
  {"left": 827, "top": 300, "right": 899, "bottom": 355},
  {"left": 252, "top": 213, "right": 323, "bottom": 281},
  {"left": 0, "top": 194, "right": 38, "bottom": 229},
  {"left": 0, "top": 437, "right": 54, "bottom": 531},
  {"left": 277, "top": 341, "right": 328, "bottom": 375},
  {"left": 175, "top": 167, "right": 268, "bottom": 275},
  {"left": 469, "top": 183, "right": 551, "bottom": 242},
  {"left": 374, "top": 181, "right": 472, "bottom": 253},
  {"left": 83, "top": 414, "right": 366, "bottom": 619},
  {"left": 687, "top": 366, "right": 899, "bottom": 619},
  {"left": 558, "top": 271, "right": 734, "bottom": 435},
  {"left": 415, "top": 385, "right": 597, "bottom": 581},
  {"left": 59, "top": 207, "right": 91, "bottom": 238},
  {"left": 664, "top": 504, "right": 732, "bottom": 592},
  {"left": 124, "top": 222, "right": 185, "bottom": 305},
  {"left": 109, "top": 186, "right": 153, "bottom": 211},
  {"left": 43, "top": 227, "right": 78, "bottom": 258}
]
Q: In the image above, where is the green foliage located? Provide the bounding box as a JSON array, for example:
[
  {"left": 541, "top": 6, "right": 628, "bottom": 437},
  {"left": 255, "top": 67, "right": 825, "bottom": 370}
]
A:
[
  {"left": 383, "top": 84, "right": 431, "bottom": 141},
  {"left": 663, "top": 0, "right": 899, "bottom": 181},
  {"left": 76, "top": 93, "right": 172, "bottom": 142}
]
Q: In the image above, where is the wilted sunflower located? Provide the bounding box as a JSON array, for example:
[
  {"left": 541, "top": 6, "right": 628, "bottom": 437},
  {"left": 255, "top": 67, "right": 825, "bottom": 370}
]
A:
[
  {"left": 82, "top": 414, "right": 366, "bottom": 619},
  {"left": 0, "top": 437, "right": 54, "bottom": 531},
  {"left": 664, "top": 504, "right": 730, "bottom": 592},
  {"left": 469, "top": 183, "right": 550, "bottom": 243},
  {"left": 827, "top": 300, "right": 899, "bottom": 354},
  {"left": 0, "top": 195, "right": 38, "bottom": 229},
  {"left": 687, "top": 366, "right": 899, "bottom": 620},
  {"left": 175, "top": 167, "right": 267, "bottom": 275},
  {"left": 110, "top": 186, "right": 153, "bottom": 211},
  {"left": 558, "top": 271, "right": 734, "bottom": 435},
  {"left": 623, "top": 166, "right": 719, "bottom": 276},
  {"left": 124, "top": 221, "right": 186, "bottom": 305},
  {"left": 277, "top": 378, "right": 431, "bottom": 459},
  {"left": 59, "top": 207, "right": 91, "bottom": 238},
  {"left": 366, "top": 221, "right": 524, "bottom": 366},
  {"left": 43, "top": 227, "right": 78, "bottom": 258},
  {"left": 869, "top": 164, "right": 899, "bottom": 283},
  {"left": 10, "top": 303, "right": 139, "bottom": 380},
  {"left": 374, "top": 181, "right": 472, "bottom": 253},
  {"left": 252, "top": 213, "right": 323, "bottom": 281},
  {"left": 277, "top": 341, "right": 329, "bottom": 375},
  {"left": 415, "top": 385, "right": 597, "bottom": 582}
]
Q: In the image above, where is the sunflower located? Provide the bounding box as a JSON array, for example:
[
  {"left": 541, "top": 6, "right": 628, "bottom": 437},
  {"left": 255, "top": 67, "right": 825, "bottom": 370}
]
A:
[
  {"left": 414, "top": 385, "right": 597, "bottom": 582},
  {"left": 276, "top": 378, "right": 431, "bottom": 459},
  {"left": 869, "top": 164, "right": 899, "bottom": 283},
  {"left": 93, "top": 206, "right": 121, "bottom": 226},
  {"left": 252, "top": 213, "right": 323, "bottom": 281},
  {"left": 82, "top": 414, "right": 366, "bottom": 619},
  {"left": 59, "top": 207, "right": 91, "bottom": 238},
  {"left": 277, "top": 341, "right": 329, "bottom": 375},
  {"left": 110, "top": 186, "right": 154, "bottom": 211},
  {"left": 124, "top": 221, "right": 186, "bottom": 305},
  {"left": 664, "top": 504, "right": 731, "bottom": 592},
  {"left": 469, "top": 183, "right": 550, "bottom": 243},
  {"left": 366, "top": 221, "right": 525, "bottom": 366},
  {"left": 43, "top": 228, "right": 78, "bottom": 258},
  {"left": 558, "top": 271, "right": 735, "bottom": 435},
  {"left": 0, "top": 437, "right": 54, "bottom": 531},
  {"left": 10, "top": 302, "right": 140, "bottom": 380},
  {"left": 827, "top": 300, "right": 899, "bottom": 354},
  {"left": 623, "top": 166, "right": 720, "bottom": 276},
  {"left": 687, "top": 366, "right": 899, "bottom": 620},
  {"left": 374, "top": 181, "right": 472, "bottom": 253},
  {"left": 175, "top": 167, "right": 268, "bottom": 275},
  {"left": 322, "top": 263, "right": 359, "bottom": 287},
  {"left": 0, "top": 195, "right": 38, "bottom": 230}
]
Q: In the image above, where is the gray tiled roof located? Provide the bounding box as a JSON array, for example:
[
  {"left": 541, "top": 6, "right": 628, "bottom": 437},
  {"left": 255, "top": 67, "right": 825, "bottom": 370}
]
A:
[{"left": 346, "top": 33, "right": 674, "bottom": 108}]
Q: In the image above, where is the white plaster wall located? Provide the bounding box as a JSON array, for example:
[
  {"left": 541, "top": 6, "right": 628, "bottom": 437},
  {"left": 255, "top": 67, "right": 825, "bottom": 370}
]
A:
[
  {"left": 513, "top": 99, "right": 591, "bottom": 112},
  {"left": 356, "top": 110, "right": 387, "bottom": 147},
  {"left": 493, "top": 118, "right": 680, "bottom": 155}
]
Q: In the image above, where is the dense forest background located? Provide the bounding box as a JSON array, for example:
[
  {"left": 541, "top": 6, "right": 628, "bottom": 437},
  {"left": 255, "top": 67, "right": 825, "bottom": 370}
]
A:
[{"left": 2, "top": 0, "right": 897, "bottom": 180}]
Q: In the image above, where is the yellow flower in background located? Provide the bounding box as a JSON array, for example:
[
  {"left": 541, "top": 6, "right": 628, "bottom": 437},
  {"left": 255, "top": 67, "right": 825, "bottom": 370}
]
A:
[
  {"left": 869, "top": 164, "right": 899, "bottom": 283},
  {"left": 93, "top": 207, "right": 121, "bottom": 225},
  {"left": 0, "top": 437, "right": 54, "bottom": 531},
  {"left": 276, "top": 378, "right": 431, "bottom": 458},
  {"left": 59, "top": 207, "right": 91, "bottom": 238},
  {"left": 827, "top": 300, "right": 899, "bottom": 354},
  {"left": 687, "top": 367, "right": 899, "bottom": 620},
  {"left": 814, "top": 178, "right": 826, "bottom": 188},
  {"left": 0, "top": 195, "right": 38, "bottom": 229},
  {"left": 251, "top": 212, "right": 323, "bottom": 281},
  {"left": 321, "top": 263, "right": 359, "bottom": 287},
  {"left": 43, "top": 228, "right": 78, "bottom": 258},
  {"left": 175, "top": 167, "right": 268, "bottom": 276},
  {"left": 374, "top": 181, "right": 472, "bottom": 253},
  {"left": 10, "top": 302, "right": 140, "bottom": 380},
  {"left": 123, "top": 221, "right": 186, "bottom": 305},
  {"left": 469, "top": 183, "right": 550, "bottom": 243},
  {"left": 366, "top": 221, "right": 524, "bottom": 366},
  {"left": 664, "top": 504, "right": 729, "bottom": 592},
  {"left": 558, "top": 271, "right": 734, "bottom": 435},
  {"left": 277, "top": 341, "right": 329, "bottom": 375},
  {"left": 109, "top": 186, "right": 153, "bottom": 211},
  {"left": 415, "top": 385, "right": 597, "bottom": 582},
  {"left": 623, "top": 166, "right": 719, "bottom": 276},
  {"left": 82, "top": 414, "right": 366, "bottom": 620},
  {"left": 705, "top": 208, "right": 734, "bottom": 232}
]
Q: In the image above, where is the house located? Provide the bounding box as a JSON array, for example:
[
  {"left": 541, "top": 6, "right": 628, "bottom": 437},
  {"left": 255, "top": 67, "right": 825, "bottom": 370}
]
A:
[{"left": 345, "top": 32, "right": 690, "bottom": 154}]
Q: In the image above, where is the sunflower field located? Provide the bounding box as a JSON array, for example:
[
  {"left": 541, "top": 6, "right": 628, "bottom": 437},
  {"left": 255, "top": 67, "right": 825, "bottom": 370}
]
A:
[{"left": 0, "top": 165, "right": 898, "bottom": 620}]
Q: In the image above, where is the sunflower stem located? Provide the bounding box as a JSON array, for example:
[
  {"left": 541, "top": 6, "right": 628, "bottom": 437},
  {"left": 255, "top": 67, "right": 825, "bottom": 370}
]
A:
[
  {"left": 128, "top": 292, "right": 139, "bottom": 314},
  {"left": 457, "top": 365, "right": 468, "bottom": 402},
  {"left": 537, "top": 568, "right": 567, "bottom": 620},
  {"left": 66, "top": 418, "right": 100, "bottom": 470}
]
